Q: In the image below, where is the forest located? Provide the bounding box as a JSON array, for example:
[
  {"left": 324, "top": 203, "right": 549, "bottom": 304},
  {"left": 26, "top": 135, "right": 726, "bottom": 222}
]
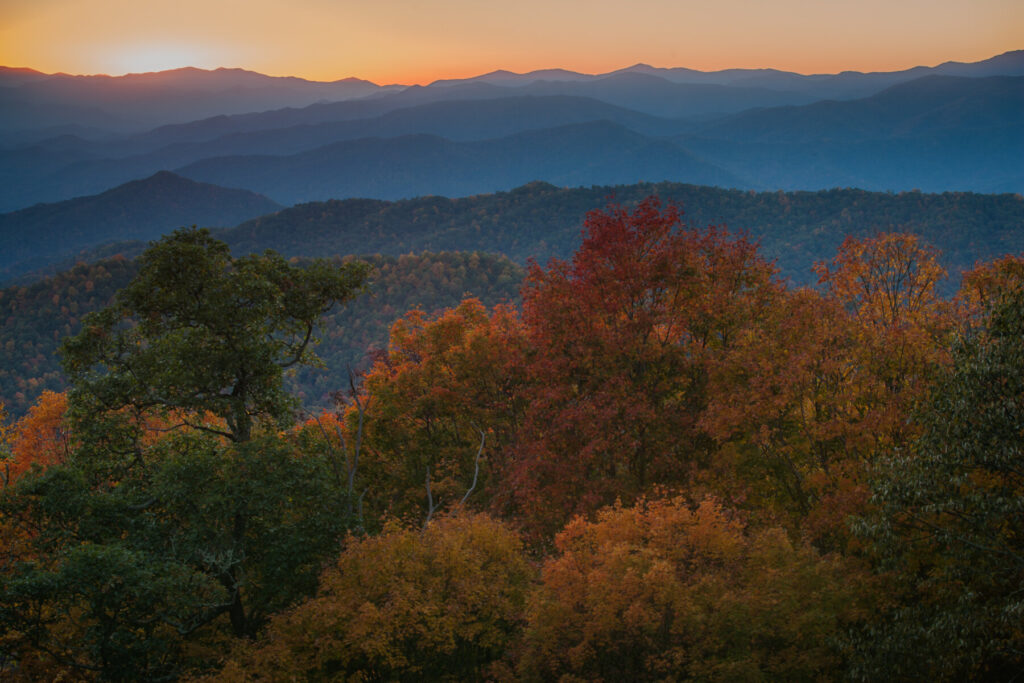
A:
[{"left": 0, "top": 200, "right": 1022, "bottom": 680}]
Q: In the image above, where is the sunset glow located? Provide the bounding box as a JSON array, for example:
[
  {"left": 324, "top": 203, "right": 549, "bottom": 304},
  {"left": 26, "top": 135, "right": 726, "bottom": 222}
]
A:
[{"left": 1, "top": 0, "right": 1021, "bottom": 83}]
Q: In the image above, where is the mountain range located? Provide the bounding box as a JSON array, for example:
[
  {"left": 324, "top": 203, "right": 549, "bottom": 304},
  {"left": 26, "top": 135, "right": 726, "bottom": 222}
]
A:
[
  {"left": 0, "top": 51, "right": 1021, "bottom": 214},
  {"left": 6, "top": 174, "right": 1021, "bottom": 288},
  {"left": 0, "top": 50, "right": 1021, "bottom": 280}
]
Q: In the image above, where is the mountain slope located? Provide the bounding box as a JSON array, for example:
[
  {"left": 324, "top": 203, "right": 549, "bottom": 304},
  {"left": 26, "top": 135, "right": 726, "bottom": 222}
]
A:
[
  {"left": 176, "top": 121, "right": 742, "bottom": 205},
  {"left": 695, "top": 75, "right": 1024, "bottom": 143},
  {"left": 0, "top": 66, "right": 402, "bottom": 135},
  {"left": 215, "top": 181, "right": 1024, "bottom": 286},
  {"left": 0, "top": 251, "right": 523, "bottom": 417},
  {"left": 0, "top": 96, "right": 694, "bottom": 210},
  {"left": 0, "top": 171, "right": 282, "bottom": 280}
]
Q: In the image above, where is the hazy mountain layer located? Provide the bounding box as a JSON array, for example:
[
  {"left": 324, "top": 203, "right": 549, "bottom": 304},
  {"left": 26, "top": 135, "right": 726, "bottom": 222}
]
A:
[
  {"left": 1, "top": 64, "right": 1020, "bottom": 212},
  {"left": 0, "top": 171, "right": 281, "bottom": 280},
  {"left": 0, "top": 66, "right": 401, "bottom": 137},
  {"left": 176, "top": 121, "right": 742, "bottom": 205}
]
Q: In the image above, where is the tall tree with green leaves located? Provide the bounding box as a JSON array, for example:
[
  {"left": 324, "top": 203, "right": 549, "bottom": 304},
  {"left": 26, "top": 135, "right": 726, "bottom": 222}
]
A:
[
  {"left": 0, "top": 228, "right": 370, "bottom": 679},
  {"left": 851, "top": 283, "right": 1024, "bottom": 679},
  {"left": 61, "top": 227, "right": 369, "bottom": 449}
]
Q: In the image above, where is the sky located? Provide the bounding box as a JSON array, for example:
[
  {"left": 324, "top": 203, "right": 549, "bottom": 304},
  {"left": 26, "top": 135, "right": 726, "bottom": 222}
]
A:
[{"left": 1, "top": 0, "right": 1021, "bottom": 84}]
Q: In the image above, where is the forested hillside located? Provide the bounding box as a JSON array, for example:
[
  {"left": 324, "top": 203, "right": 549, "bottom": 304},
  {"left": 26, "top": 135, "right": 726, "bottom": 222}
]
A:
[
  {"left": 220, "top": 181, "right": 1024, "bottom": 284},
  {"left": 2, "top": 210, "right": 1021, "bottom": 680},
  {"left": 4, "top": 180, "right": 1022, "bottom": 415},
  {"left": 0, "top": 171, "right": 281, "bottom": 280},
  {"left": 0, "top": 251, "right": 522, "bottom": 417}
]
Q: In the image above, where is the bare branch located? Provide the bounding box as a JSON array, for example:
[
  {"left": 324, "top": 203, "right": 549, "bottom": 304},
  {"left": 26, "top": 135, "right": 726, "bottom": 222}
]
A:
[
  {"left": 423, "top": 466, "right": 439, "bottom": 529},
  {"left": 458, "top": 424, "right": 486, "bottom": 510}
]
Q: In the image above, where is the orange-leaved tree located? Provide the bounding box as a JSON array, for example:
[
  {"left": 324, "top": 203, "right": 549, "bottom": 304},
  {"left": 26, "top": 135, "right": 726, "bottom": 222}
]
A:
[
  {"left": 520, "top": 496, "right": 864, "bottom": 681},
  {"left": 698, "top": 286, "right": 876, "bottom": 542},
  {"left": 212, "top": 513, "right": 534, "bottom": 682},
  {"left": 813, "top": 233, "right": 952, "bottom": 451},
  {"left": 354, "top": 299, "right": 529, "bottom": 523},
  {"left": 4, "top": 391, "right": 70, "bottom": 487},
  {"left": 957, "top": 253, "right": 1024, "bottom": 323}
]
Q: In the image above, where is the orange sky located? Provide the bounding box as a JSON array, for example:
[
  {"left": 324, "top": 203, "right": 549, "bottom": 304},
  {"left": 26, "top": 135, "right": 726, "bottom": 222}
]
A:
[{"left": 1, "top": 0, "right": 1021, "bottom": 84}]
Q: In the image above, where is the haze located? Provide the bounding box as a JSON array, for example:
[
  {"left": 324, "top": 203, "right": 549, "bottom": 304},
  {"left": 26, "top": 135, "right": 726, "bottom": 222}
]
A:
[{"left": 2, "top": 0, "right": 1021, "bottom": 84}]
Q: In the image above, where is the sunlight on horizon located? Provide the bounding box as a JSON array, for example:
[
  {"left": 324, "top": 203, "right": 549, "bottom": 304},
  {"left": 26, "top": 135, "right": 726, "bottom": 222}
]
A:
[
  {"left": 0, "top": 0, "right": 1020, "bottom": 83},
  {"left": 97, "top": 43, "right": 227, "bottom": 75}
]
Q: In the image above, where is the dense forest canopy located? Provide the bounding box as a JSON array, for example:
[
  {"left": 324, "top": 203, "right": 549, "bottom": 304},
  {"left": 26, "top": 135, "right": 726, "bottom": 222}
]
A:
[
  {"left": 219, "top": 181, "right": 1024, "bottom": 286},
  {"left": 8, "top": 180, "right": 1022, "bottom": 290},
  {"left": 0, "top": 251, "right": 523, "bottom": 418},
  {"left": 1, "top": 201, "right": 1022, "bottom": 680},
  {"left": 3, "top": 180, "right": 1022, "bottom": 419}
]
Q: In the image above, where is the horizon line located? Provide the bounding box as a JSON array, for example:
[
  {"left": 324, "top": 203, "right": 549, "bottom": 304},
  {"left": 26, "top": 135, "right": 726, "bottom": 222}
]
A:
[{"left": 3, "top": 48, "right": 1021, "bottom": 86}]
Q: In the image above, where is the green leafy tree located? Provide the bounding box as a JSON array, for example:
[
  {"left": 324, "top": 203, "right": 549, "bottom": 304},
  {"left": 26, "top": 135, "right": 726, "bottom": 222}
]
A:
[
  {"left": 851, "top": 285, "right": 1024, "bottom": 679},
  {"left": 61, "top": 227, "right": 369, "bottom": 448},
  {"left": 0, "top": 229, "right": 369, "bottom": 679}
]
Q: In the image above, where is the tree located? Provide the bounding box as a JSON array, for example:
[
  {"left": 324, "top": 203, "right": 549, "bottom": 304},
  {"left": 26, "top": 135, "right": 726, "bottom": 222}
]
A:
[
  {"left": 850, "top": 283, "right": 1024, "bottom": 679},
  {"left": 61, "top": 227, "right": 369, "bottom": 450},
  {"left": 520, "top": 497, "right": 862, "bottom": 681},
  {"left": 0, "top": 229, "right": 370, "bottom": 678},
  {"left": 213, "top": 514, "right": 534, "bottom": 682},
  {"left": 957, "top": 253, "right": 1024, "bottom": 323},
  {"left": 3, "top": 391, "right": 70, "bottom": 487},
  {"left": 509, "top": 199, "right": 781, "bottom": 537},
  {"left": 355, "top": 299, "right": 528, "bottom": 522}
]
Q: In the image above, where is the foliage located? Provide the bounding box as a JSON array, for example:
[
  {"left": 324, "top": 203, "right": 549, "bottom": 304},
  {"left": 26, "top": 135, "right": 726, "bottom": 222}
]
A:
[
  {"left": 0, "top": 230, "right": 370, "bottom": 678},
  {"left": 813, "top": 233, "right": 953, "bottom": 451},
  {"left": 508, "top": 198, "right": 781, "bottom": 537},
  {"left": 213, "top": 514, "right": 534, "bottom": 682},
  {"left": 849, "top": 285, "right": 1024, "bottom": 679},
  {"left": 3, "top": 390, "right": 70, "bottom": 487},
  {"left": 354, "top": 298, "right": 528, "bottom": 522},
  {"left": 0, "top": 257, "right": 137, "bottom": 417},
  {"left": 60, "top": 227, "right": 370, "bottom": 446},
  {"left": 0, "top": 251, "right": 523, "bottom": 420},
  {"left": 0, "top": 431, "right": 356, "bottom": 679},
  {"left": 286, "top": 251, "right": 524, "bottom": 407},
  {"left": 956, "top": 253, "right": 1024, "bottom": 322},
  {"left": 520, "top": 496, "right": 862, "bottom": 681}
]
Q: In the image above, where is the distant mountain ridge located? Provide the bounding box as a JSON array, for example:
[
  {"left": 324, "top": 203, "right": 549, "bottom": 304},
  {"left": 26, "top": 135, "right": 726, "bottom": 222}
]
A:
[
  {"left": 4, "top": 50, "right": 1021, "bottom": 140},
  {"left": 211, "top": 181, "right": 1024, "bottom": 288},
  {"left": 20, "top": 179, "right": 1022, "bottom": 297},
  {"left": 0, "top": 65, "right": 404, "bottom": 138},
  {"left": 427, "top": 50, "right": 1024, "bottom": 93},
  {"left": 175, "top": 120, "right": 742, "bottom": 205},
  {"left": 0, "top": 51, "right": 1020, "bottom": 213}
]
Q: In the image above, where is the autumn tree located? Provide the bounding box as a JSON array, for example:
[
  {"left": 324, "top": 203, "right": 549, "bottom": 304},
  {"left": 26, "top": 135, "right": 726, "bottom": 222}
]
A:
[
  {"left": 3, "top": 391, "right": 70, "bottom": 487},
  {"left": 520, "top": 497, "right": 862, "bottom": 680},
  {"left": 956, "top": 253, "right": 1024, "bottom": 323},
  {"left": 697, "top": 287, "right": 875, "bottom": 541},
  {"left": 355, "top": 298, "right": 528, "bottom": 522},
  {"left": 813, "top": 233, "right": 952, "bottom": 448},
  {"left": 213, "top": 514, "right": 534, "bottom": 682},
  {"left": 509, "top": 199, "right": 782, "bottom": 537}
]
